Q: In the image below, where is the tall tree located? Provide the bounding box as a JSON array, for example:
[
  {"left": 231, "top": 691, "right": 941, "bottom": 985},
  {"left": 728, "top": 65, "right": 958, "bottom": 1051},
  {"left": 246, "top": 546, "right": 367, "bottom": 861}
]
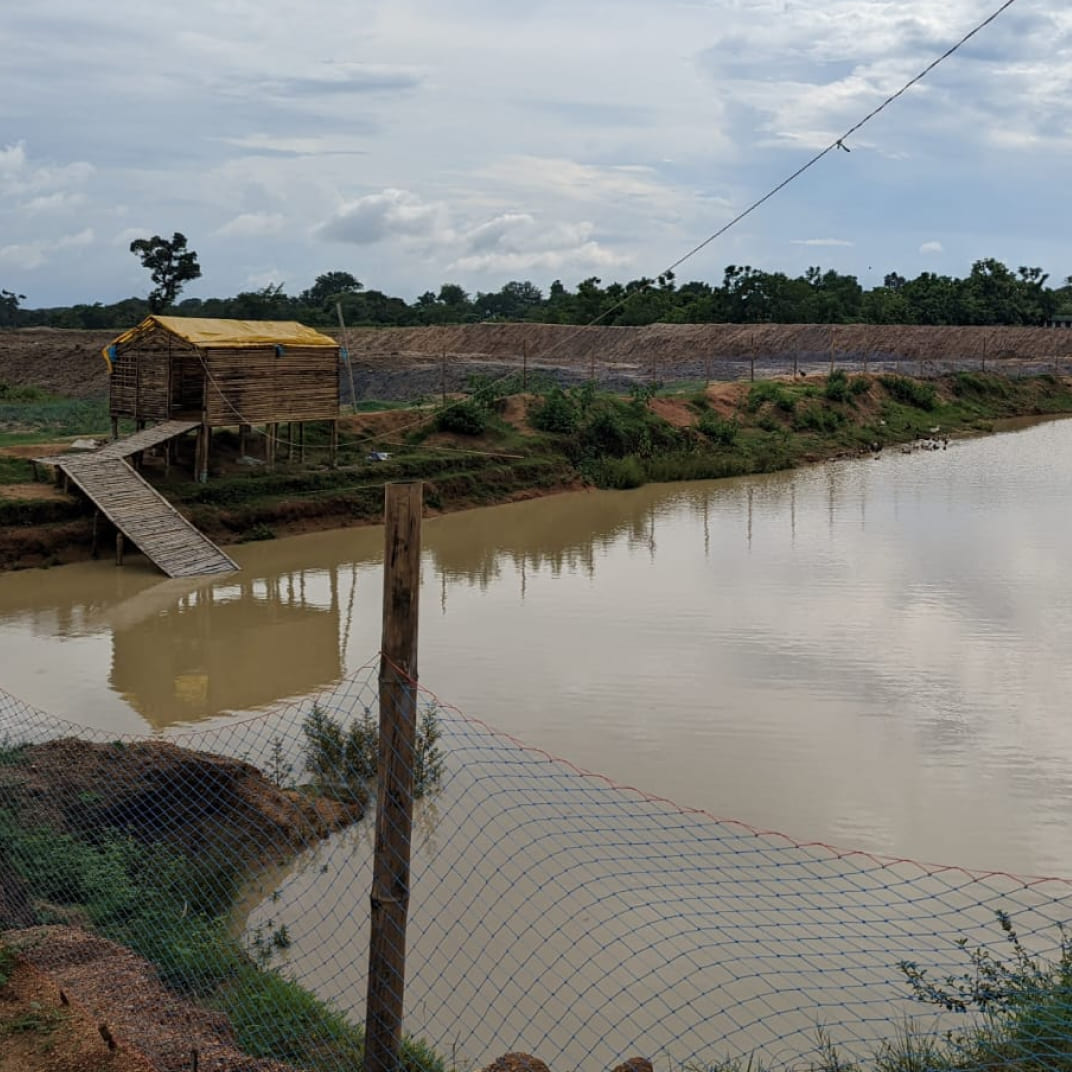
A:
[
  {"left": 0, "top": 288, "right": 25, "bottom": 328},
  {"left": 129, "top": 232, "right": 202, "bottom": 312},
  {"left": 301, "top": 271, "right": 363, "bottom": 310}
]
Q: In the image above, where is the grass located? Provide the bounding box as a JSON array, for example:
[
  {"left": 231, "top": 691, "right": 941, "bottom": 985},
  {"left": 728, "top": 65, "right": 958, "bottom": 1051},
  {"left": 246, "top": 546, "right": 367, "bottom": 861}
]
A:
[
  {"left": 0, "top": 760, "right": 446, "bottom": 1072},
  {"left": 5, "top": 370, "right": 1072, "bottom": 561},
  {"left": 694, "top": 913, "right": 1072, "bottom": 1072}
]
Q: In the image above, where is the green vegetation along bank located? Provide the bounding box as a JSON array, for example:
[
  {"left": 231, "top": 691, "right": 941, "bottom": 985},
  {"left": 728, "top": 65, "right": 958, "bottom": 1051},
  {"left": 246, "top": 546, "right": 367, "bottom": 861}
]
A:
[{"left": 2, "top": 370, "right": 1072, "bottom": 572}]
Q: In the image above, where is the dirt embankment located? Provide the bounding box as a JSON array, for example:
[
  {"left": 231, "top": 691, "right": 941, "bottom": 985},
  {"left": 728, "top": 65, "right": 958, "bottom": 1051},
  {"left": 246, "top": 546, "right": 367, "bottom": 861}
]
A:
[
  {"left": 0, "top": 738, "right": 363, "bottom": 1072},
  {"left": 4, "top": 324, "right": 1072, "bottom": 404}
]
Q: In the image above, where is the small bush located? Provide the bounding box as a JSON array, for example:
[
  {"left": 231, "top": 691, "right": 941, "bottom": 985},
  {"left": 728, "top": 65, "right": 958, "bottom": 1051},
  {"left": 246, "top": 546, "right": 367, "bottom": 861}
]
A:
[
  {"left": 697, "top": 411, "right": 739, "bottom": 446},
  {"left": 823, "top": 369, "right": 850, "bottom": 403},
  {"left": 434, "top": 399, "right": 487, "bottom": 435},
  {"left": 794, "top": 405, "right": 844, "bottom": 434},
  {"left": 849, "top": 375, "right": 871, "bottom": 397},
  {"left": 953, "top": 371, "right": 1011, "bottom": 398},
  {"left": 880, "top": 374, "right": 938, "bottom": 411},
  {"left": 746, "top": 380, "right": 790, "bottom": 413},
  {"left": 302, "top": 702, "right": 444, "bottom": 803},
  {"left": 584, "top": 455, "right": 646, "bottom": 489},
  {"left": 528, "top": 387, "right": 579, "bottom": 435}
]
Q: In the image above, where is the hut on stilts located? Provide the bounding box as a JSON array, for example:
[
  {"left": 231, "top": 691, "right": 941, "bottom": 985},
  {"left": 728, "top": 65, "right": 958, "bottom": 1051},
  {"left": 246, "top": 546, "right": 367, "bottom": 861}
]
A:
[{"left": 103, "top": 315, "right": 341, "bottom": 481}]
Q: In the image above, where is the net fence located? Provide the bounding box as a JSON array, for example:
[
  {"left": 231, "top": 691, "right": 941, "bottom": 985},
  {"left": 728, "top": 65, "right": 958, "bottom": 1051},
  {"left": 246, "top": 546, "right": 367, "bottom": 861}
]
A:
[{"left": 1, "top": 662, "right": 1071, "bottom": 1071}]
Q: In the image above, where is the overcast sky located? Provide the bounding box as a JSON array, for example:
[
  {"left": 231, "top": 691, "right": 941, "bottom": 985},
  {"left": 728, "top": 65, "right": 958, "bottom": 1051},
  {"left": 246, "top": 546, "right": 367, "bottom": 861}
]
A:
[{"left": 1, "top": 0, "right": 1069, "bottom": 307}]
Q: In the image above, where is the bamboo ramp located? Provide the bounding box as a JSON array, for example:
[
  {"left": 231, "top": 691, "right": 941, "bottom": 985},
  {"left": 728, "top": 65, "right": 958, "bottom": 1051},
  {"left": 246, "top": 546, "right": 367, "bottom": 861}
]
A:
[
  {"left": 46, "top": 422, "right": 238, "bottom": 578},
  {"left": 93, "top": 419, "right": 200, "bottom": 460}
]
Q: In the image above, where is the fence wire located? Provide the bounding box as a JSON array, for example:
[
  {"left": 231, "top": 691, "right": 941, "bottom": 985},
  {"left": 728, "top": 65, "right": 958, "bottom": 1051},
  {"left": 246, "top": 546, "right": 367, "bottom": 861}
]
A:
[{"left": 1, "top": 665, "right": 1071, "bottom": 1072}]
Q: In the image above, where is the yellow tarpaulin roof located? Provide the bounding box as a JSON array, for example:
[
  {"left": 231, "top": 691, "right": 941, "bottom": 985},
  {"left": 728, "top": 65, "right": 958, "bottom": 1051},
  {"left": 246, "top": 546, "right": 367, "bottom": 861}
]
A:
[{"left": 110, "top": 315, "right": 338, "bottom": 351}]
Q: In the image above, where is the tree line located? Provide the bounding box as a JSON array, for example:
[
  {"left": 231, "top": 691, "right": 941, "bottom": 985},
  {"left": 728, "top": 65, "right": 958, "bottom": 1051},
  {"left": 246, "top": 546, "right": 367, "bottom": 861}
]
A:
[{"left": 4, "top": 257, "right": 1072, "bottom": 332}]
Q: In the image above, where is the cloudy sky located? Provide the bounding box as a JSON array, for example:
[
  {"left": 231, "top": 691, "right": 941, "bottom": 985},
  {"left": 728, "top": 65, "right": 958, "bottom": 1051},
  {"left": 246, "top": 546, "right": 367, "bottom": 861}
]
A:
[{"left": 1, "top": 0, "right": 1069, "bottom": 307}]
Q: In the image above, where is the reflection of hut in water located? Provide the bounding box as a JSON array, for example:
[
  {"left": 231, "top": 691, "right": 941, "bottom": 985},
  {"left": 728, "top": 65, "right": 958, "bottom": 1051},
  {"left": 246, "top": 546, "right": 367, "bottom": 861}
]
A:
[{"left": 109, "top": 568, "right": 344, "bottom": 728}]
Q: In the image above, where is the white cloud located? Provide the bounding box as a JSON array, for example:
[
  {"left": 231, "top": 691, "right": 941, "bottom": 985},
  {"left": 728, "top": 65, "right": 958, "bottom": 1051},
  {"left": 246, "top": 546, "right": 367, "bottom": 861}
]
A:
[
  {"left": 447, "top": 213, "right": 631, "bottom": 274},
  {"left": 920, "top": 241, "right": 944, "bottom": 255},
  {"left": 1, "top": 2, "right": 1069, "bottom": 303},
  {"left": 216, "top": 212, "right": 287, "bottom": 238},
  {"left": 0, "top": 229, "right": 94, "bottom": 270},
  {"left": 0, "top": 141, "right": 94, "bottom": 197},
  {"left": 317, "top": 189, "right": 452, "bottom": 245},
  {"left": 791, "top": 238, "right": 855, "bottom": 247},
  {"left": 19, "top": 191, "right": 87, "bottom": 214}
]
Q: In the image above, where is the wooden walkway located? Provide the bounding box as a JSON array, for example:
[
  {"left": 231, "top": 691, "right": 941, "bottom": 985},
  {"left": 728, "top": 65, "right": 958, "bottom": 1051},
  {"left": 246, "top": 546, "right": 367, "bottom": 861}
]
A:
[
  {"left": 44, "top": 422, "right": 238, "bottom": 579},
  {"left": 93, "top": 419, "right": 199, "bottom": 460}
]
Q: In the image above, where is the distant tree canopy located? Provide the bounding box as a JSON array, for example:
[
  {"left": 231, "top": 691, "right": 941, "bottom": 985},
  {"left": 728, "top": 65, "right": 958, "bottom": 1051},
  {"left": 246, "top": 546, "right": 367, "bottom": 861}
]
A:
[
  {"left": 8, "top": 259, "right": 1072, "bottom": 331},
  {"left": 129, "top": 232, "right": 202, "bottom": 312}
]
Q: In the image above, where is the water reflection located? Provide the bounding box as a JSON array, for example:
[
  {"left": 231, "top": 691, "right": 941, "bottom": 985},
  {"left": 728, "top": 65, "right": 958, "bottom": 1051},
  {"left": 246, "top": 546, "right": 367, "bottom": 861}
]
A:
[{"left": 2, "top": 417, "right": 1072, "bottom": 872}]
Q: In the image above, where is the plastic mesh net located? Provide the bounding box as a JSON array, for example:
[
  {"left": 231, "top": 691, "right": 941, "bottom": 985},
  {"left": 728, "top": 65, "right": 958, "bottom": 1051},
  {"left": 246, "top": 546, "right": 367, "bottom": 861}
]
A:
[{"left": 1, "top": 664, "right": 1070, "bottom": 1071}]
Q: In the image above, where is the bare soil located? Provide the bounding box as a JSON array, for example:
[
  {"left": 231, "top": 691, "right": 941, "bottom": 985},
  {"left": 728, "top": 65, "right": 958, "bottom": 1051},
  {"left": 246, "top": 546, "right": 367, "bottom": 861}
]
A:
[
  {"left": 3, "top": 929, "right": 293, "bottom": 1072},
  {"left": 0, "top": 738, "right": 365, "bottom": 1072},
  {"left": 3, "top": 324, "right": 1070, "bottom": 404}
]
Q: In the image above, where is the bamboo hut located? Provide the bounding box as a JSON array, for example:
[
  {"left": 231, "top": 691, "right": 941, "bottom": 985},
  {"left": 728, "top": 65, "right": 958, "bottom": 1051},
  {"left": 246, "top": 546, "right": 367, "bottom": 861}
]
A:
[{"left": 103, "top": 315, "right": 340, "bottom": 480}]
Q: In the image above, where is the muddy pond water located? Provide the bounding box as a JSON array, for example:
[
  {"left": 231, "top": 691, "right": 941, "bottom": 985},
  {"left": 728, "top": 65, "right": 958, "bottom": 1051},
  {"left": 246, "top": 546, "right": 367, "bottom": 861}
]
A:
[{"left": 3, "top": 417, "right": 1072, "bottom": 1065}]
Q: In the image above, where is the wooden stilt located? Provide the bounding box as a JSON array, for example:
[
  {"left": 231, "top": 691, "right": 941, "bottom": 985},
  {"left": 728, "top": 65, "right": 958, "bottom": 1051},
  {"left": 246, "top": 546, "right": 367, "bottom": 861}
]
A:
[
  {"left": 115, "top": 530, "right": 125, "bottom": 567},
  {"left": 299, "top": 422, "right": 306, "bottom": 463},
  {"left": 239, "top": 423, "right": 250, "bottom": 458},
  {"left": 110, "top": 417, "right": 119, "bottom": 441},
  {"left": 288, "top": 421, "right": 295, "bottom": 462},
  {"left": 330, "top": 420, "right": 339, "bottom": 468},
  {"left": 91, "top": 511, "right": 100, "bottom": 559}
]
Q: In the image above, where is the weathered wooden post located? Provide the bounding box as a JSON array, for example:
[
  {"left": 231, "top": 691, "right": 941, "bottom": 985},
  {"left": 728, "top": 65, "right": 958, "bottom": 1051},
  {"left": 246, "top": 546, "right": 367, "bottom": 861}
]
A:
[
  {"left": 366, "top": 481, "right": 422, "bottom": 1072},
  {"left": 441, "top": 354, "right": 447, "bottom": 406},
  {"left": 828, "top": 325, "right": 835, "bottom": 375},
  {"left": 522, "top": 341, "right": 528, "bottom": 392}
]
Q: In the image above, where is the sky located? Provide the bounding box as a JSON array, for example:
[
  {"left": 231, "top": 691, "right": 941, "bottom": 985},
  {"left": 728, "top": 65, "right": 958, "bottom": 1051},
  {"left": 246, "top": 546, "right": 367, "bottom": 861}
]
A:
[{"left": 1, "top": 0, "right": 1070, "bottom": 307}]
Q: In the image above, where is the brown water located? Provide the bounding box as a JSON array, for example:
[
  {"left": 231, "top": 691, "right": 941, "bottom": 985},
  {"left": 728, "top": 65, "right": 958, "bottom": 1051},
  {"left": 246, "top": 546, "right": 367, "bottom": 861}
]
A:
[
  {"left": 6, "top": 417, "right": 1072, "bottom": 1066},
  {"left": 2, "top": 418, "right": 1072, "bottom": 874}
]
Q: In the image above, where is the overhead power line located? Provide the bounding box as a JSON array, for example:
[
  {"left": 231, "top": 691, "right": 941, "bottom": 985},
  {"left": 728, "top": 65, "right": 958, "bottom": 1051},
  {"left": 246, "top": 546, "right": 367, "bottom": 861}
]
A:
[{"left": 353, "top": 0, "right": 1023, "bottom": 451}]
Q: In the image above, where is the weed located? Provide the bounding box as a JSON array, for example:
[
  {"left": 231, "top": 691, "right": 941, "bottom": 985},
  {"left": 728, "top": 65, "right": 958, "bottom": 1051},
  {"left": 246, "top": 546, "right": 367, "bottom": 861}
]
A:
[
  {"left": 302, "top": 701, "right": 444, "bottom": 803},
  {"left": 879, "top": 375, "right": 938, "bottom": 411},
  {"left": 849, "top": 376, "right": 872, "bottom": 397},
  {"left": 528, "top": 387, "right": 579, "bottom": 435},
  {"left": 824, "top": 369, "right": 850, "bottom": 404},
  {"left": 238, "top": 523, "right": 276, "bottom": 543},
  {"left": 583, "top": 455, "right": 646, "bottom": 489},
  {"left": 697, "top": 412, "right": 739, "bottom": 447},
  {"left": 745, "top": 380, "right": 790, "bottom": 413}
]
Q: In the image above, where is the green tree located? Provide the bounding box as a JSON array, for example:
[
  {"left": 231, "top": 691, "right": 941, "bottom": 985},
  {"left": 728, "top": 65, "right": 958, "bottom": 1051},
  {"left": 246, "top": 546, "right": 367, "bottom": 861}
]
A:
[
  {"left": 0, "top": 288, "right": 25, "bottom": 328},
  {"left": 129, "top": 232, "right": 202, "bottom": 312},
  {"left": 300, "top": 271, "right": 362, "bottom": 311}
]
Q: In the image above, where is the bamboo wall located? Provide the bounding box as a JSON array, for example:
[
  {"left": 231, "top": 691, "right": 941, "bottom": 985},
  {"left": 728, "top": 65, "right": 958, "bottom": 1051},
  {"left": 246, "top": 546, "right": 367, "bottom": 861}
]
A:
[
  {"left": 110, "top": 329, "right": 339, "bottom": 426},
  {"left": 203, "top": 346, "right": 339, "bottom": 425},
  {"left": 110, "top": 336, "right": 171, "bottom": 421}
]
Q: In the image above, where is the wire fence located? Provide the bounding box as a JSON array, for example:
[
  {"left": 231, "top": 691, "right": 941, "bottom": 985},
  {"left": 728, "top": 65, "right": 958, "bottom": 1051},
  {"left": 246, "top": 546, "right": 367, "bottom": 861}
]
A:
[
  {"left": 348, "top": 336, "right": 1072, "bottom": 406},
  {"left": 2, "top": 663, "right": 1071, "bottom": 1071}
]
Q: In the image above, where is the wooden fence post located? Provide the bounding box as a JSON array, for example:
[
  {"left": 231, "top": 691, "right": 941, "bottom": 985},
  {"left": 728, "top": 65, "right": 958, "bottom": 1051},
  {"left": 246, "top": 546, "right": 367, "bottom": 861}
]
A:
[
  {"left": 365, "top": 481, "right": 423, "bottom": 1072},
  {"left": 522, "top": 341, "right": 528, "bottom": 392}
]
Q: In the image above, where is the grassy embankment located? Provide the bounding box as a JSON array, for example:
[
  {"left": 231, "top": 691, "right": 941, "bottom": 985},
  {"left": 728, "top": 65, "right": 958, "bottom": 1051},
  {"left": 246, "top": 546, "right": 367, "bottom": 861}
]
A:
[
  {"left": 0, "top": 708, "right": 445, "bottom": 1070},
  {"left": 2, "top": 370, "right": 1072, "bottom": 568}
]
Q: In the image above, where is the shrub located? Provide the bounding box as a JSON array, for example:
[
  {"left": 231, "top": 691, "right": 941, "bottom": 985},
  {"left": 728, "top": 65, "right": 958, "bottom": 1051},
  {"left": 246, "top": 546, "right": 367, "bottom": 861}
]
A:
[
  {"left": 433, "top": 398, "right": 487, "bottom": 435},
  {"left": 849, "top": 375, "right": 871, "bottom": 397},
  {"left": 746, "top": 380, "right": 790, "bottom": 413},
  {"left": 823, "top": 369, "right": 850, "bottom": 403},
  {"left": 528, "top": 387, "right": 579, "bottom": 435},
  {"left": 697, "top": 411, "right": 739, "bottom": 446},
  {"left": 880, "top": 374, "right": 938, "bottom": 411},
  {"left": 793, "top": 405, "right": 844, "bottom": 434},
  {"left": 302, "top": 702, "right": 444, "bottom": 803},
  {"left": 584, "top": 455, "right": 646, "bottom": 489}
]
